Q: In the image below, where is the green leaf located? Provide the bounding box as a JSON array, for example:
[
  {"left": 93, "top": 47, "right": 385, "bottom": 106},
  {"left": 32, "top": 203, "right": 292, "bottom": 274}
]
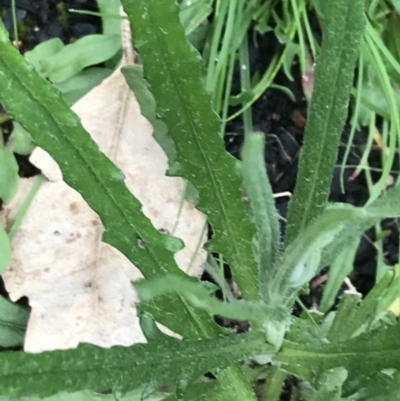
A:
[
  {"left": 163, "top": 382, "right": 224, "bottom": 401},
  {"left": 343, "top": 370, "right": 400, "bottom": 400},
  {"left": 321, "top": 181, "right": 400, "bottom": 269},
  {"left": 241, "top": 132, "right": 281, "bottom": 301},
  {"left": 0, "top": 388, "right": 168, "bottom": 401},
  {"left": 326, "top": 291, "right": 362, "bottom": 343},
  {"left": 54, "top": 67, "right": 113, "bottom": 105},
  {"left": 24, "top": 38, "right": 65, "bottom": 78},
  {"left": 41, "top": 35, "right": 121, "bottom": 83},
  {"left": 273, "top": 204, "right": 367, "bottom": 304},
  {"left": 179, "top": 0, "right": 212, "bottom": 35},
  {"left": 0, "top": 18, "right": 218, "bottom": 339},
  {"left": 284, "top": 0, "right": 365, "bottom": 245},
  {"left": 302, "top": 368, "right": 348, "bottom": 401},
  {"left": 0, "top": 330, "right": 272, "bottom": 398},
  {"left": 274, "top": 181, "right": 400, "bottom": 305},
  {"left": 97, "top": 0, "right": 122, "bottom": 36},
  {"left": 331, "top": 270, "right": 400, "bottom": 341},
  {"left": 276, "top": 321, "right": 400, "bottom": 385},
  {"left": 319, "top": 239, "right": 359, "bottom": 313},
  {"left": 0, "top": 147, "right": 19, "bottom": 203},
  {"left": 121, "top": 66, "right": 176, "bottom": 163},
  {"left": 121, "top": 0, "right": 259, "bottom": 301},
  {"left": 8, "top": 122, "right": 35, "bottom": 156},
  {"left": 0, "top": 225, "right": 11, "bottom": 274},
  {"left": 0, "top": 295, "right": 29, "bottom": 348},
  {"left": 135, "top": 274, "right": 274, "bottom": 321}
]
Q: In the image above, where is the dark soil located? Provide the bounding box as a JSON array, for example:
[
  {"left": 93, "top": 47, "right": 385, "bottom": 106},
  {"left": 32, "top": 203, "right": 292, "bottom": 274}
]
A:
[{"left": 0, "top": 1, "right": 399, "bottom": 400}]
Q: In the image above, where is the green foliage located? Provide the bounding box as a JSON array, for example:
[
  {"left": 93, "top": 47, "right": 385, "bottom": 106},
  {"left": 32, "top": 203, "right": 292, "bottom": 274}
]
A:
[
  {"left": 277, "top": 320, "right": 400, "bottom": 385},
  {"left": 0, "top": 295, "right": 28, "bottom": 348},
  {"left": 0, "top": 17, "right": 219, "bottom": 340},
  {"left": 0, "top": 0, "right": 400, "bottom": 399},
  {"left": 284, "top": 0, "right": 365, "bottom": 245},
  {"left": 0, "top": 322, "right": 271, "bottom": 398},
  {"left": 121, "top": 0, "right": 259, "bottom": 302},
  {"left": 0, "top": 146, "right": 18, "bottom": 203},
  {"left": 24, "top": 34, "right": 116, "bottom": 105},
  {"left": 0, "top": 225, "right": 11, "bottom": 274},
  {"left": 241, "top": 132, "right": 281, "bottom": 301}
]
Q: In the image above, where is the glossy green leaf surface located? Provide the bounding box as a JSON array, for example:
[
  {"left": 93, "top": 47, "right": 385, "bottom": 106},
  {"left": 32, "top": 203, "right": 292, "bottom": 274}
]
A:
[
  {"left": 0, "top": 330, "right": 271, "bottom": 398},
  {"left": 121, "top": 0, "right": 259, "bottom": 301}
]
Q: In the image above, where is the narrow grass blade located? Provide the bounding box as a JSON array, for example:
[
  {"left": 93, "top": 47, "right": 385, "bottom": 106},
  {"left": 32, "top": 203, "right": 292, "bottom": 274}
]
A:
[
  {"left": 284, "top": 0, "right": 365, "bottom": 245},
  {"left": 0, "top": 330, "right": 273, "bottom": 398},
  {"left": 241, "top": 132, "right": 281, "bottom": 301},
  {"left": 121, "top": 0, "right": 259, "bottom": 301}
]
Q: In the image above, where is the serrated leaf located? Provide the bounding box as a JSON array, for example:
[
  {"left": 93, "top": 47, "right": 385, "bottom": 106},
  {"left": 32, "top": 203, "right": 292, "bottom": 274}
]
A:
[
  {"left": 121, "top": 66, "right": 176, "bottom": 164},
  {"left": 0, "top": 330, "right": 272, "bottom": 398},
  {"left": 0, "top": 19, "right": 217, "bottom": 339},
  {"left": 121, "top": 0, "right": 259, "bottom": 301},
  {"left": 276, "top": 321, "right": 400, "bottom": 385},
  {"left": 0, "top": 295, "right": 28, "bottom": 347}
]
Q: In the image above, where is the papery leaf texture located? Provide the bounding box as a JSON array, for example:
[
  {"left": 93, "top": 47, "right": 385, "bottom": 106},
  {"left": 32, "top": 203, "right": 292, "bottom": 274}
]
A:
[{"left": 0, "top": 19, "right": 218, "bottom": 338}]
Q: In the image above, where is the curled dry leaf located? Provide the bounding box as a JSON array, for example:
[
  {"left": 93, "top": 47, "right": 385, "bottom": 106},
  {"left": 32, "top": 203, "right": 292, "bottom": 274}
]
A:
[{"left": 1, "top": 16, "right": 207, "bottom": 352}]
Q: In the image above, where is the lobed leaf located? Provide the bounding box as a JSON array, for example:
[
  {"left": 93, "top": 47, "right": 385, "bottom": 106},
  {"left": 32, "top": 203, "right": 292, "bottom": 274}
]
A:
[
  {"left": 121, "top": 0, "right": 259, "bottom": 301},
  {"left": 0, "top": 20, "right": 217, "bottom": 338},
  {"left": 0, "top": 329, "right": 272, "bottom": 398}
]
